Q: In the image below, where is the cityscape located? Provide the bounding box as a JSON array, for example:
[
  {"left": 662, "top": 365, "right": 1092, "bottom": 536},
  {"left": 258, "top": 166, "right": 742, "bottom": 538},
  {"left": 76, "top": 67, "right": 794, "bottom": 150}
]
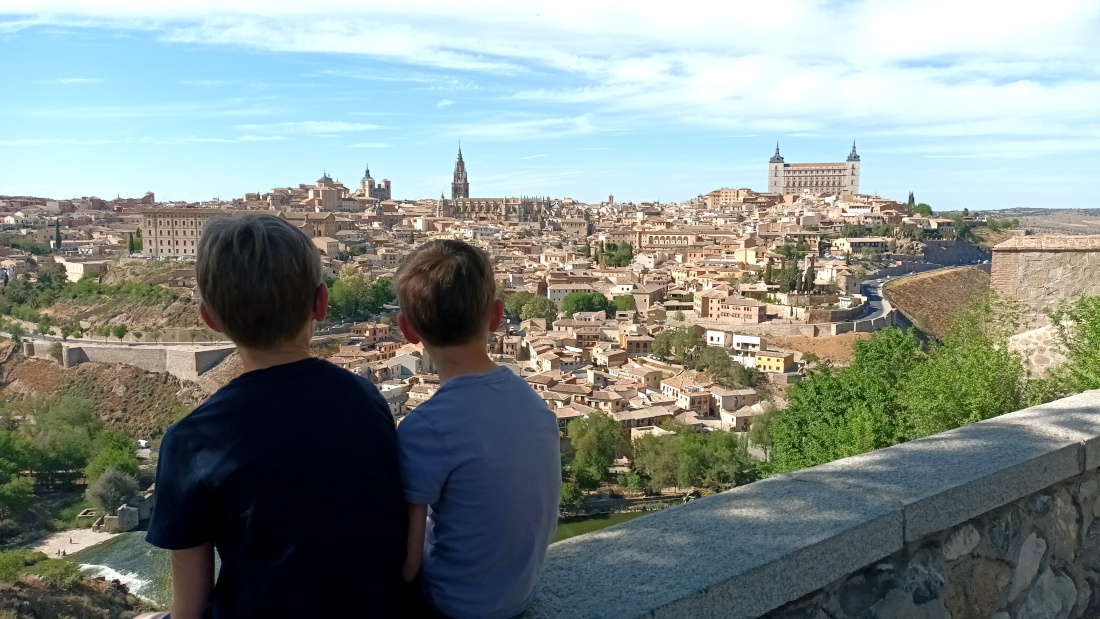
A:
[{"left": 2, "top": 3, "right": 1100, "bottom": 619}]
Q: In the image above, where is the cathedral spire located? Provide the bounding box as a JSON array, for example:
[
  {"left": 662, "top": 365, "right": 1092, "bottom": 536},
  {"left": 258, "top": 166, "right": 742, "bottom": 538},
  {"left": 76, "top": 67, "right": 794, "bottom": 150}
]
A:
[{"left": 847, "top": 140, "right": 860, "bottom": 162}]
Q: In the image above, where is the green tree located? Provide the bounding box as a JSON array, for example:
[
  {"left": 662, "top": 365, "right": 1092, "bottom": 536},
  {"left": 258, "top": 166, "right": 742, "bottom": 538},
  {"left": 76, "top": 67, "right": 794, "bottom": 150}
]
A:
[
  {"left": 561, "top": 291, "right": 612, "bottom": 318},
  {"left": 520, "top": 296, "right": 558, "bottom": 325},
  {"left": 128, "top": 232, "right": 136, "bottom": 255},
  {"left": 1047, "top": 296, "right": 1100, "bottom": 395},
  {"left": 84, "top": 431, "right": 139, "bottom": 483},
  {"left": 85, "top": 468, "right": 139, "bottom": 512},
  {"left": 674, "top": 310, "right": 685, "bottom": 322},
  {"left": 898, "top": 293, "right": 1025, "bottom": 439},
  {"left": 560, "top": 482, "right": 585, "bottom": 511},
  {"left": 504, "top": 291, "right": 534, "bottom": 319},
  {"left": 913, "top": 203, "right": 933, "bottom": 217},
  {"left": 0, "top": 475, "right": 34, "bottom": 521},
  {"left": 111, "top": 324, "right": 128, "bottom": 342},
  {"left": 35, "top": 263, "right": 68, "bottom": 294},
  {"left": 652, "top": 330, "right": 673, "bottom": 360},
  {"left": 748, "top": 405, "right": 780, "bottom": 461},
  {"left": 612, "top": 295, "right": 636, "bottom": 312},
  {"left": 188, "top": 329, "right": 198, "bottom": 343},
  {"left": 32, "top": 557, "right": 83, "bottom": 590},
  {"left": 567, "top": 411, "right": 623, "bottom": 486},
  {"left": 907, "top": 191, "right": 916, "bottom": 210}
]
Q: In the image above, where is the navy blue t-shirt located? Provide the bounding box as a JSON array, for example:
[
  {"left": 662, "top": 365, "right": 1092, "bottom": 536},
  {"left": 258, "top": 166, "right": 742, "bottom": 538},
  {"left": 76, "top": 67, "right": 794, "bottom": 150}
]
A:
[{"left": 147, "top": 358, "right": 406, "bottom": 618}]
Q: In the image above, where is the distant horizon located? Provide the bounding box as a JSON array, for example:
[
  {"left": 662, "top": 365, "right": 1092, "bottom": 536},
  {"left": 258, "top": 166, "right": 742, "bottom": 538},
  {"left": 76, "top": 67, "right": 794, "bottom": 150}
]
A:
[{"left": 2, "top": 1, "right": 1098, "bottom": 209}]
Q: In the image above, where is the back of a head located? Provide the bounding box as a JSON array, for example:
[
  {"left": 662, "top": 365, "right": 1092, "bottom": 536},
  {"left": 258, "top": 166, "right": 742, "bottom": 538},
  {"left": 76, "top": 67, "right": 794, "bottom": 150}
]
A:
[
  {"left": 197, "top": 214, "right": 321, "bottom": 348},
  {"left": 393, "top": 240, "right": 496, "bottom": 347}
]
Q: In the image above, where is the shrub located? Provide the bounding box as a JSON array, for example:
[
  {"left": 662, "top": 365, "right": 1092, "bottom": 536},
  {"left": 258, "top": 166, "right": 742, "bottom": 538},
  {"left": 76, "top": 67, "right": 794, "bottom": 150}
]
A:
[
  {"left": 32, "top": 558, "right": 83, "bottom": 590},
  {"left": 48, "top": 341, "right": 63, "bottom": 362},
  {"left": 560, "top": 482, "right": 585, "bottom": 511},
  {"left": 86, "top": 468, "right": 138, "bottom": 512}
]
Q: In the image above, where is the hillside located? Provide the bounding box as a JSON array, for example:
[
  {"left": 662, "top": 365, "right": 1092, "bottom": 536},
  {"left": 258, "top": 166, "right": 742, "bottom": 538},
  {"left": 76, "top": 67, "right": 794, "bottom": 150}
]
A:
[
  {"left": 882, "top": 266, "right": 991, "bottom": 339},
  {"left": 0, "top": 574, "right": 154, "bottom": 618}
]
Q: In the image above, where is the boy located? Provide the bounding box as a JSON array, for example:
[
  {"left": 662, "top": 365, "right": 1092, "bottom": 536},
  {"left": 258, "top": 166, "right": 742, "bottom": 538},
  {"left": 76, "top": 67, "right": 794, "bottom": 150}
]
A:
[
  {"left": 393, "top": 240, "right": 561, "bottom": 619},
  {"left": 144, "top": 215, "right": 406, "bottom": 618}
]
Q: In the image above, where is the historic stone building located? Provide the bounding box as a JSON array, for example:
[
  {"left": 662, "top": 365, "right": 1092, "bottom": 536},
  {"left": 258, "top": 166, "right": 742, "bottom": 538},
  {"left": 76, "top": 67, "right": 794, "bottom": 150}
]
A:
[
  {"left": 451, "top": 146, "right": 469, "bottom": 199},
  {"left": 356, "top": 165, "right": 391, "bottom": 201},
  {"left": 991, "top": 235, "right": 1100, "bottom": 327},
  {"left": 768, "top": 142, "right": 861, "bottom": 195},
  {"left": 436, "top": 147, "right": 550, "bottom": 223}
]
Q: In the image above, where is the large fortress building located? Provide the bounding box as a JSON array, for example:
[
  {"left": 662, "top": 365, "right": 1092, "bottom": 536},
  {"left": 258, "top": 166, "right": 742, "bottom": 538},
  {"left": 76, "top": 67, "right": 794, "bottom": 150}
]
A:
[{"left": 768, "top": 142, "right": 861, "bottom": 196}]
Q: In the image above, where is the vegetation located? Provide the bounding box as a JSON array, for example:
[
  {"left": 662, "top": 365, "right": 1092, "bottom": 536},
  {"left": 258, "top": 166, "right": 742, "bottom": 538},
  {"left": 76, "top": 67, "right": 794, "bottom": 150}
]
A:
[
  {"left": 595, "top": 242, "right": 634, "bottom": 268},
  {"left": 86, "top": 469, "right": 139, "bottom": 512},
  {"left": 561, "top": 291, "right": 612, "bottom": 318},
  {"left": 766, "top": 293, "right": 1039, "bottom": 474},
  {"left": 567, "top": 412, "right": 624, "bottom": 490},
  {"left": 503, "top": 291, "right": 558, "bottom": 326},
  {"left": 1043, "top": 296, "right": 1100, "bottom": 397},
  {"left": 0, "top": 395, "right": 139, "bottom": 542},
  {"left": 326, "top": 265, "right": 395, "bottom": 321},
  {"left": 652, "top": 325, "right": 706, "bottom": 365},
  {"left": 612, "top": 295, "right": 636, "bottom": 312},
  {"left": 986, "top": 217, "right": 1020, "bottom": 232},
  {"left": 630, "top": 419, "right": 756, "bottom": 493}
]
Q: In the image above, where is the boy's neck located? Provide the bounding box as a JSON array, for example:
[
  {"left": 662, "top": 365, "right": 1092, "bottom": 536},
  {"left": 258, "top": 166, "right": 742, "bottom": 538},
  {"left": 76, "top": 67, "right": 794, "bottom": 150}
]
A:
[
  {"left": 424, "top": 338, "right": 497, "bottom": 384},
  {"left": 237, "top": 328, "right": 314, "bottom": 374}
]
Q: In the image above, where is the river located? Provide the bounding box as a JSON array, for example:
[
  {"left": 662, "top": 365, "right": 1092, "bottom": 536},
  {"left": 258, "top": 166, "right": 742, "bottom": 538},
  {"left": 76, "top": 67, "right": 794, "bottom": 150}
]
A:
[{"left": 72, "top": 511, "right": 654, "bottom": 608}]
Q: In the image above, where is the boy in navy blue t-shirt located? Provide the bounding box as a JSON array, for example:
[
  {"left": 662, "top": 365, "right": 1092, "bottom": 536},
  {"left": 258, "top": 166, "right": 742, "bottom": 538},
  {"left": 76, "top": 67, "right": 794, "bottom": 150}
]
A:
[{"left": 144, "top": 215, "right": 406, "bottom": 618}]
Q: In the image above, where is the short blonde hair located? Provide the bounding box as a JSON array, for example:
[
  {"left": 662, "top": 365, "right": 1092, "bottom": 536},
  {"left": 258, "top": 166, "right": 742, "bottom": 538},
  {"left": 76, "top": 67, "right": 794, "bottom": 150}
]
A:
[
  {"left": 197, "top": 214, "right": 321, "bottom": 348},
  {"left": 393, "top": 240, "right": 496, "bottom": 347}
]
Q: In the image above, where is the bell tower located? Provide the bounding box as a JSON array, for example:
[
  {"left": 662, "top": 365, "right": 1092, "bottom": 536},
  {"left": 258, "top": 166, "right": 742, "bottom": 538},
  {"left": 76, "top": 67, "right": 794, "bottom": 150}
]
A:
[
  {"left": 768, "top": 143, "right": 785, "bottom": 194},
  {"left": 846, "top": 140, "right": 861, "bottom": 195},
  {"left": 451, "top": 144, "right": 470, "bottom": 199}
]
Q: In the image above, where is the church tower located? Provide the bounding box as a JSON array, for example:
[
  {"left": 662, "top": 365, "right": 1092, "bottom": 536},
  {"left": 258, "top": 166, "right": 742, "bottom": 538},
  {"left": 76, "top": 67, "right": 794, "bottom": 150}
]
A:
[
  {"left": 451, "top": 145, "right": 470, "bottom": 199},
  {"left": 768, "top": 143, "right": 785, "bottom": 194},
  {"left": 845, "top": 140, "right": 861, "bottom": 195}
]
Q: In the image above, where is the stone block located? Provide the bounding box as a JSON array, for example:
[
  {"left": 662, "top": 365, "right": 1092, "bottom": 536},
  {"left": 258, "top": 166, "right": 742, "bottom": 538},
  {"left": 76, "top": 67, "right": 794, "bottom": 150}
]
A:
[
  {"left": 983, "top": 390, "right": 1100, "bottom": 470},
  {"left": 116, "top": 505, "right": 140, "bottom": 532},
  {"left": 792, "top": 418, "right": 1083, "bottom": 542},
  {"left": 524, "top": 476, "right": 903, "bottom": 619}
]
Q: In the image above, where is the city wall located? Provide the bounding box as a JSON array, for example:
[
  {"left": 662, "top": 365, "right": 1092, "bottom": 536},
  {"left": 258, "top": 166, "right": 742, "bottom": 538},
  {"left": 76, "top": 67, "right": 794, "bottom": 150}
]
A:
[
  {"left": 923, "top": 239, "right": 989, "bottom": 265},
  {"left": 991, "top": 236, "right": 1100, "bottom": 328},
  {"left": 525, "top": 390, "right": 1100, "bottom": 619},
  {"left": 22, "top": 340, "right": 235, "bottom": 382}
]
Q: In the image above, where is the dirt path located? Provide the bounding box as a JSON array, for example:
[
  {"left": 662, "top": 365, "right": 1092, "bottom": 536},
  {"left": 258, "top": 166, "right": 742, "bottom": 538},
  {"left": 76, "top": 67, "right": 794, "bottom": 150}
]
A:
[{"left": 32, "top": 528, "right": 118, "bottom": 557}]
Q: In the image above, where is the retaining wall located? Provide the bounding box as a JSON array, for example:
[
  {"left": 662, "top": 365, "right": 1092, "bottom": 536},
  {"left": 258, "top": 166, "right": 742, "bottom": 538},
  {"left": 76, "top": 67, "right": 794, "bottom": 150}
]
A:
[
  {"left": 23, "top": 339, "right": 236, "bottom": 382},
  {"left": 524, "top": 390, "right": 1100, "bottom": 619}
]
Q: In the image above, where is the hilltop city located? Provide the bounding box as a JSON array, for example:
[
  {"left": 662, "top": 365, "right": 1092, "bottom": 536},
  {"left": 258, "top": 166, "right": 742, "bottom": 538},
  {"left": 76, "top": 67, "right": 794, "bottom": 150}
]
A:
[{"left": 0, "top": 142, "right": 1019, "bottom": 433}]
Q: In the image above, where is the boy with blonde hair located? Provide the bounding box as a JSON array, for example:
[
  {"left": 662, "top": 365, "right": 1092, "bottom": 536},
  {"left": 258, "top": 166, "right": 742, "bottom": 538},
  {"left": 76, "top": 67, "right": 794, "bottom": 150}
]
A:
[
  {"left": 144, "top": 215, "right": 406, "bottom": 618},
  {"left": 394, "top": 240, "right": 560, "bottom": 619}
]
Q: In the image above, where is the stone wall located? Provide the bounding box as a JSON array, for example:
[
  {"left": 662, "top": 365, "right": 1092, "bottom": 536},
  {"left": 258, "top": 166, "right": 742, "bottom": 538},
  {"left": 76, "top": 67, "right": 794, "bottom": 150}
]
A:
[
  {"left": 923, "top": 240, "right": 989, "bottom": 265},
  {"left": 524, "top": 390, "right": 1100, "bottom": 619},
  {"left": 805, "top": 303, "right": 866, "bottom": 325},
  {"left": 29, "top": 338, "right": 237, "bottom": 382},
  {"left": 991, "top": 235, "right": 1100, "bottom": 328}
]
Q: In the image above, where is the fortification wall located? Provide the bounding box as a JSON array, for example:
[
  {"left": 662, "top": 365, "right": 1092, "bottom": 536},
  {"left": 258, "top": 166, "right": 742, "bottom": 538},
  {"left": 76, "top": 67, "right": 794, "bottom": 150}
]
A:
[
  {"left": 991, "top": 236, "right": 1100, "bottom": 328},
  {"left": 805, "top": 303, "right": 865, "bottom": 325},
  {"left": 923, "top": 239, "right": 989, "bottom": 265},
  {"left": 526, "top": 390, "right": 1100, "bottom": 619},
  {"left": 63, "top": 344, "right": 168, "bottom": 373}
]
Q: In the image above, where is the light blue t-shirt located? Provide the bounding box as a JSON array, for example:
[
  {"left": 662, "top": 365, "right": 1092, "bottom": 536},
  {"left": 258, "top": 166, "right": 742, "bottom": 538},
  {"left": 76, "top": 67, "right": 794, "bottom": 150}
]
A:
[{"left": 398, "top": 366, "right": 562, "bottom": 619}]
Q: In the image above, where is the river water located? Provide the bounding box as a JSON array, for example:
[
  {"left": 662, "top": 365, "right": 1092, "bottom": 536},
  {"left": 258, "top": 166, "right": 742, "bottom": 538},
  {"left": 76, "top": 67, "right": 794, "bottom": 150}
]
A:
[{"left": 73, "top": 511, "right": 654, "bottom": 608}]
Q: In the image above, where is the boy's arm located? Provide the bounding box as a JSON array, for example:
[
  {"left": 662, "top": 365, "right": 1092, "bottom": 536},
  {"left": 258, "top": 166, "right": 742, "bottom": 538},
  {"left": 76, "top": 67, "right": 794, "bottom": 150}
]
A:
[
  {"left": 169, "top": 543, "right": 215, "bottom": 619},
  {"left": 403, "top": 504, "right": 428, "bottom": 583}
]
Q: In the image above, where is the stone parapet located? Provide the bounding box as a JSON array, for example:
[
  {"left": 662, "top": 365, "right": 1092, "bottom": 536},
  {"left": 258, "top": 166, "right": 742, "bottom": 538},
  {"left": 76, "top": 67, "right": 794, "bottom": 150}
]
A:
[{"left": 524, "top": 390, "right": 1100, "bottom": 619}]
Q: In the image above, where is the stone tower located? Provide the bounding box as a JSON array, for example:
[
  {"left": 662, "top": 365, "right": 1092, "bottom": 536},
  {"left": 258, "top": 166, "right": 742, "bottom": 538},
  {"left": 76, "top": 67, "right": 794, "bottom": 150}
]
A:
[
  {"left": 845, "top": 141, "right": 861, "bottom": 195},
  {"left": 451, "top": 145, "right": 469, "bottom": 200},
  {"left": 768, "top": 143, "right": 784, "bottom": 194}
]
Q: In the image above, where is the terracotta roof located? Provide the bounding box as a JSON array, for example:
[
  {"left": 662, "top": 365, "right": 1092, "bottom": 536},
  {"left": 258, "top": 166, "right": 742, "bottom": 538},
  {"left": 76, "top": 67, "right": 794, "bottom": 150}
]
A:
[{"left": 993, "top": 235, "right": 1100, "bottom": 251}]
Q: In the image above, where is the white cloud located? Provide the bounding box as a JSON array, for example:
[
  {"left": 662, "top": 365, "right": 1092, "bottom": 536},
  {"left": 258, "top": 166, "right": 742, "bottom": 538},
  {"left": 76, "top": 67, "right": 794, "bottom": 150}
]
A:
[
  {"left": 521, "top": 154, "right": 545, "bottom": 159},
  {"left": 234, "top": 121, "right": 387, "bottom": 134},
  {"left": 5, "top": 1, "right": 1100, "bottom": 151},
  {"left": 437, "top": 99, "right": 455, "bottom": 108},
  {"left": 238, "top": 135, "right": 285, "bottom": 141},
  {"left": 54, "top": 77, "right": 101, "bottom": 84},
  {"left": 0, "top": 138, "right": 115, "bottom": 145},
  {"left": 349, "top": 142, "right": 390, "bottom": 148}
]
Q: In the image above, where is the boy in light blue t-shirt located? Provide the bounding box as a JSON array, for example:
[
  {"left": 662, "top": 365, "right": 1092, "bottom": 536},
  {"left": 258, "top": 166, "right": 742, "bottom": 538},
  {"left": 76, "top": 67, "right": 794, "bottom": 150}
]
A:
[{"left": 393, "top": 240, "right": 561, "bottom": 619}]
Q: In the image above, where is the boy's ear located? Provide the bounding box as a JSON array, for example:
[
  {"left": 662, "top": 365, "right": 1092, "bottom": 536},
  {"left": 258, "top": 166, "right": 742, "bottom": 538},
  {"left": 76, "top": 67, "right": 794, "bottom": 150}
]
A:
[
  {"left": 396, "top": 312, "right": 421, "bottom": 345},
  {"left": 199, "top": 302, "right": 224, "bottom": 333},
  {"left": 312, "top": 284, "right": 329, "bottom": 322},
  {"left": 487, "top": 298, "right": 505, "bottom": 333}
]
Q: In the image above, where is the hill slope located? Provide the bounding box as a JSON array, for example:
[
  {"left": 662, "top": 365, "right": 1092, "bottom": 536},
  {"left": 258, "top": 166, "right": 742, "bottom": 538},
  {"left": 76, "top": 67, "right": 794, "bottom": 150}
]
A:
[{"left": 883, "top": 267, "right": 990, "bottom": 339}]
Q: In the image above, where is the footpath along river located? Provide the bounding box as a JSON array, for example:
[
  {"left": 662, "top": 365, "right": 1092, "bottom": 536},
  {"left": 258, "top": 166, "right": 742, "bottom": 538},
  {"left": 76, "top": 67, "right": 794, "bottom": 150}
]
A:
[{"left": 71, "top": 511, "right": 655, "bottom": 607}]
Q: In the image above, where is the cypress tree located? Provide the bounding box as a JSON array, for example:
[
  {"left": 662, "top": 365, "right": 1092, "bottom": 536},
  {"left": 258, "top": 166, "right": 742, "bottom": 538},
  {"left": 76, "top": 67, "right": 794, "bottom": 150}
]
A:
[{"left": 54, "top": 220, "right": 62, "bottom": 250}]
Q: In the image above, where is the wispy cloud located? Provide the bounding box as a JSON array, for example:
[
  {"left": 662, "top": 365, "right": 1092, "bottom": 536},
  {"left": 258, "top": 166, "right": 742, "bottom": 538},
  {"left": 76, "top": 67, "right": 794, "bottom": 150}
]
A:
[
  {"left": 53, "top": 77, "right": 101, "bottom": 84},
  {"left": 437, "top": 99, "right": 455, "bottom": 108},
  {"left": 238, "top": 135, "right": 285, "bottom": 141},
  {"left": 349, "top": 142, "right": 390, "bottom": 148},
  {"left": 0, "top": 138, "right": 115, "bottom": 146},
  {"left": 448, "top": 115, "right": 597, "bottom": 141},
  {"left": 235, "top": 121, "right": 387, "bottom": 134},
  {"left": 521, "top": 154, "right": 545, "bottom": 159}
]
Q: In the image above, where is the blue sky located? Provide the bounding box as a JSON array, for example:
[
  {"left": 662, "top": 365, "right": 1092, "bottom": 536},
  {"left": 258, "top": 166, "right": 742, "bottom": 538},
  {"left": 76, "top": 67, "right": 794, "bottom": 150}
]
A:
[{"left": 1, "top": 1, "right": 1099, "bottom": 209}]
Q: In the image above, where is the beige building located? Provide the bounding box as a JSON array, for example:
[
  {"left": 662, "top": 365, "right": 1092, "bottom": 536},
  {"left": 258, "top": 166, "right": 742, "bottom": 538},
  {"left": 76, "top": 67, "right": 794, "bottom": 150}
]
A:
[
  {"left": 831, "top": 237, "right": 890, "bottom": 255},
  {"left": 768, "top": 143, "right": 860, "bottom": 195}
]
